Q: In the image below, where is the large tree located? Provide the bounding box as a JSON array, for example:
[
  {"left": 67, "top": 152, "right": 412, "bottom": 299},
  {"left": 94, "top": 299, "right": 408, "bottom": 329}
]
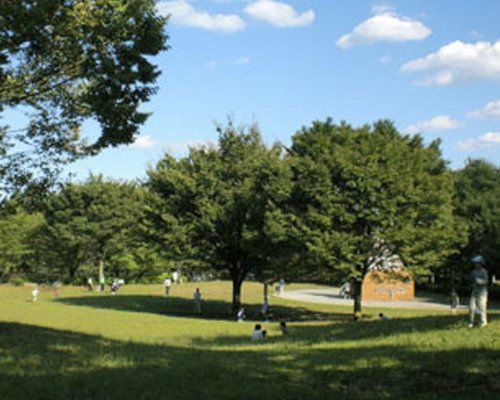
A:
[
  {"left": 0, "top": 0, "right": 167, "bottom": 197},
  {"left": 454, "top": 159, "right": 500, "bottom": 279},
  {"left": 42, "top": 175, "right": 155, "bottom": 282},
  {"left": 147, "top": 123, "right": 293, "bottom": 312},
  {"left": 290, "top": 119, "right": 463, "bottom": 314}
]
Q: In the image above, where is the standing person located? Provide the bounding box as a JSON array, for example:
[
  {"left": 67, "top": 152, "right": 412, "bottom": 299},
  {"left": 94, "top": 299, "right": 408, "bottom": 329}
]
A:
[
  {"left": 237, "top": 307, "right": 246, "bottom": 322},
  {"left": 172, "top": 270, "right": 179, "bottom": 284},
  {"left": 52, "top": 281, "right": 61, "bottom": 300},
  {"left": 87, "top": 277, "right": 94, "bottom": 291},
  {"left": 99, "top": 275, "right": 105, "bottom": 292},
  {"left": 31, "top": 285, "right": 39, "bottom": 302},
  {"left": 468, "top": 255, "right": 489, "bottom": 328},
  {"left": 279, "top": 278, "right": 286, "bottom": 294},
  {"left": 193, "top": 287, "right": 202, "bottom": 315},
  {"left": 451, "top": 290, "right": 460, "bottom": 314},
  {"left": 164, "top": 277, "right": 172, "bottom": 297}
]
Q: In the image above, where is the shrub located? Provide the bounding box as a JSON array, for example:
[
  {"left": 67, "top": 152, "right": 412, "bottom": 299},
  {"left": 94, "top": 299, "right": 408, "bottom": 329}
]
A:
[{"left": 10, "top": 277, "right": 25, "bottom": 287}]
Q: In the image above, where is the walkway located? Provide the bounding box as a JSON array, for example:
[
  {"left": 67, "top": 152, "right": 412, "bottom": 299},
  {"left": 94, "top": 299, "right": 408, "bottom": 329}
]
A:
[{"left": 279, "top": 287, "right": 467, "bottom": 310}]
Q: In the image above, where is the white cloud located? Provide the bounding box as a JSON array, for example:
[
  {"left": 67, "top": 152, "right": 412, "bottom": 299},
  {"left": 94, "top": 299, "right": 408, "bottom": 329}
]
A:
[
  {"left": 132, "top": 135, "right": 156, "bottom": 149},
  {"left": 457, "top": 132, "right": 500, "bottom": 151},
  {"left": 244, "top": 0, "right": 315, "bottom": 28},
  {"left": 336, "top": 11, "right": 430, "bottom": 49},
  {"left": 404, "top": 115, "right": 462, "bottom": 135},
  {"left": 401, "top": 40, "right": 500, "bottom": 86},
  {"left": 235, "top": 56, "right": 252, "bottom": 64},
  {"left": 467, "top": 99, "right": 500, "bottom": 118},
  {"left": 157, "top": 0, "right": 245, "bottom": 33}
]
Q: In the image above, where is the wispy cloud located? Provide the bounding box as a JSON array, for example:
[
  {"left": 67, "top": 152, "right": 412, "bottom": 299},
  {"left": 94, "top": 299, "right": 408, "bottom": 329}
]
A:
[
  {"left": 457, "top": 132, "right": 500, "bottom": 151},
  {"left": 467, "top": 99, "right": 500, "bottom": 118},
  {"left": 404, "top": 115, "right": 462, "bottom": 135},
  {"left": 157, "top": 0, "right": 246, "bottom": 33},
  {"left": 244, "top": 0, "right": 315, "bottom": 28},
  {"left": 336, "top": 10, "right": 430, "bottom": 49},
  {"left": 401, "top": 40, "right": 500, "bottom": 86}
]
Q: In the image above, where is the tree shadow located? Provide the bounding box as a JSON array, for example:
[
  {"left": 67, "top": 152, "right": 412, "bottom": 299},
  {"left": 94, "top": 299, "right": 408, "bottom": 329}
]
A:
[
  {"left": 59, "top": 294, "right": 347, "bottom": 322},
  {"left": 0, "top": 322, "right": 498, "bottom": 400},
  {"left": 192, "top": 313, "right": 500, "bottom": 347}
]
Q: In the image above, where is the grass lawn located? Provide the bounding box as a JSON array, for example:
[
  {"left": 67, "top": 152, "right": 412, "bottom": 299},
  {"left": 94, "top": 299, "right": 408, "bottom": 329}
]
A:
[{"left": 0, "top": 281, "right": 498, "bottom": 400}]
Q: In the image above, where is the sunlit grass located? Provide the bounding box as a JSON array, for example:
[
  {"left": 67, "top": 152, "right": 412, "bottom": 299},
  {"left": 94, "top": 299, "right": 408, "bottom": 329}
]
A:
[{"left": 0, "top": 281, "right": 498, "bottom": 399}]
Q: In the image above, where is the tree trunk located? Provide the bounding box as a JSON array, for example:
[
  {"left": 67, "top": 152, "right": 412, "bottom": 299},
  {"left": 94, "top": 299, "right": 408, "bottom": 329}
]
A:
[
  {"left": 98, "top": 259, "right": 105, "bottom": 290},
  {"left": 352, "top": 279, "right": 362, "bottom": 319},
  {"left": 263, "top": 281, "right": 268, "bottom": 300},
  {"left": 232, "top": 276, "right": 243, "bottom": 315}
]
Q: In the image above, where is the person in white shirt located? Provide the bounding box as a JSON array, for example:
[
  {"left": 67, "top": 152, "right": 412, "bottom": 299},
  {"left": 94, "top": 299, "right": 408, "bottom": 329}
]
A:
[
  {"left": 237, "top": 307, "right": 246, "bottom": 322},
  {"left": 164, "top": 277, "right": 172, "bottom": 297},
  {"left": 172, "top": 270, "right": 179, "bottom": 284},
  {"left": 31, "top": 286, "right": 39, "bottom": 302},
  {"left": 251, "top": 324, "right": 264, "bottom": 340}
]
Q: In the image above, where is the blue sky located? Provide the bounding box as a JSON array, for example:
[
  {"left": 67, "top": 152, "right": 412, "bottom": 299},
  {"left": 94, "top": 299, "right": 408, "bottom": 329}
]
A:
[{"left": 33, "top": 1, "right": 500, "bottom": 180}]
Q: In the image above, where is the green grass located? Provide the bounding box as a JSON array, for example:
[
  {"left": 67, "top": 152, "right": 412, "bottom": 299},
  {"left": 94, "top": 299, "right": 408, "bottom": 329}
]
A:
[{"left": 0, "top": 282, "right": 498, "bottom": 400}]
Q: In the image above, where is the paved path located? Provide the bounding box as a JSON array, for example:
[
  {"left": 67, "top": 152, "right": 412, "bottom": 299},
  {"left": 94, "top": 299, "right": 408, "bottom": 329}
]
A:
[{"left": 279, "top": 287, "right": 468, "bottom": 310}]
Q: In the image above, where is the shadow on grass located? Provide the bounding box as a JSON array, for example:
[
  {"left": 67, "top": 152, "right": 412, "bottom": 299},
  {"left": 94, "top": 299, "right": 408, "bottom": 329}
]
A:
[
  {"left": 60, "top": 294, "right": 347, "bottom": 322},
  {"left": 192, "top": 313, "right": 500, "bottom": 347},
  {"left": 0, "top": 322, "right": 498, "bottom": 400}
]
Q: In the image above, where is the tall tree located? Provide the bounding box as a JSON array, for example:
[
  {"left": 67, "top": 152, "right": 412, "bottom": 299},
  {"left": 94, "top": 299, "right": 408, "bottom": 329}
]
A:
[
  {"left": 0, "top": 208, "right": 44, "bottom": 281},
  {"left": 42, "top": 175, "right": 152, "bottom": 282},
  {"left": 0, "top": 0, "right": 167, "bottom": 197},
  {"left": 454, "top": 159, "right": 500, "bottom": 279},
  {"left": 290, "top": 119, "right": 462, "bottom": 314},
  {"left": 147, "top": 123, "right": 293, "bottom": 313}
]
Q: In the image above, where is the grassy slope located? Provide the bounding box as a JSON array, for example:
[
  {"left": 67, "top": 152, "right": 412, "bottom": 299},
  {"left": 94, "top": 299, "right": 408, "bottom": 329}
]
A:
[{"left": 0, "top": 281, "right": 498, "bottom": 400}]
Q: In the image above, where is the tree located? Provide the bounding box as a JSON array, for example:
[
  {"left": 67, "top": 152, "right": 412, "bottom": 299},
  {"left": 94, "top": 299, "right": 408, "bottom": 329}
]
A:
[
  {"left": 290, "top": 119, "right": 462, "bottom": 315},
  {"left": 0, "top": 208, "right": 44, "bottom": 281},
  {"left": 0, "top": 0, "right": 167, "bottom": 197},
  {"left": 147, "top": 123, "right": 293, "bottom": 313},
  {"left": 454, "top": 159, "right": 500, "bottom": 279},
  {"left": 42, "top": 175, "right": 153, "bottom": 282}
]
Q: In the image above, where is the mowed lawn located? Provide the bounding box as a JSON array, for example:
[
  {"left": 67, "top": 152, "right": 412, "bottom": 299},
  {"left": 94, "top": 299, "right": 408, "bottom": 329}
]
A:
[{"left": 0, "top": 282, "right": 498, "bottom": 400}]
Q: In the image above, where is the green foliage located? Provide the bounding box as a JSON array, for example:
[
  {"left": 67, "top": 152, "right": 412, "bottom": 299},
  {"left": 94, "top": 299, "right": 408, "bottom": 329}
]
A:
[
  {"left": 9, "top": 277, "right": 25, "bottom": 286},
  {"left": 0, "top": 208, "right": 44, "bottom": 281},
  {"left": 41, "top": 175, "right": 160, "bottom": 282},
  {"left": 454, "top": 159, "right": 500, "bottom": 277},
  {"left": 147, "top": 122, "right": 294, "bottom": 310},
  {"left": 0, "top": 0, "right": 168, "bottom": 196},
  {"left": 290, "top": 119, "right": 463, "bottom": 309}
]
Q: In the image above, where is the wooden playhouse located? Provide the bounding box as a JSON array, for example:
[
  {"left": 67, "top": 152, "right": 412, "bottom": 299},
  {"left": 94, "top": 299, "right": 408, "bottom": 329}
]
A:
[{"left": 361, "top": 253, "right": 414, "bottom": 301}]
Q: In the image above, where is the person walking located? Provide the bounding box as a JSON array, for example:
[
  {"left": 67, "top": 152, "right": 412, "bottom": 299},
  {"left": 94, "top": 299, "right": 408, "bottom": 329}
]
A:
[
  {"left": 193, "top": 287, "right": 202, "bottom": 315},
  {"left": 468, "top": 255, "right": 489, "bottom": 328}
]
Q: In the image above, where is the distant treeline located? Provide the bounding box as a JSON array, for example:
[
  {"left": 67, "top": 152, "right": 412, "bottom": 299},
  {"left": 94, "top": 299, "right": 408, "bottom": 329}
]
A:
[{"left": 1, "top": 120, "right": 499, "bottom": 309}]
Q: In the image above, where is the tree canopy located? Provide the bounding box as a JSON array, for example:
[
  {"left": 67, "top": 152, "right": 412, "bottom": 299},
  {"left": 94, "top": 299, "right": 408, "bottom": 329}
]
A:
[
  {"left": 147, "top": 122, "right": 294, "bottom": 312},
  {"left": 289, "top": 119, "right": 463, "bottom": 312},
  {"left": 454, "top": 159, "right": 500, "bottom": 278},
  {"left": 0, "top": 0, "right": 167, "bottom": 197}
]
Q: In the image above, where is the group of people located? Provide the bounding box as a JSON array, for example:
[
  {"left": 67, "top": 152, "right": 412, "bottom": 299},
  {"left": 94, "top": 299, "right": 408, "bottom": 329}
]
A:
[
  {"left": 251, "top": 321, "right": 288, "bottom": 340},
  {"left": 87, "top": 276, "right": 123, "bottom": 294}
]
